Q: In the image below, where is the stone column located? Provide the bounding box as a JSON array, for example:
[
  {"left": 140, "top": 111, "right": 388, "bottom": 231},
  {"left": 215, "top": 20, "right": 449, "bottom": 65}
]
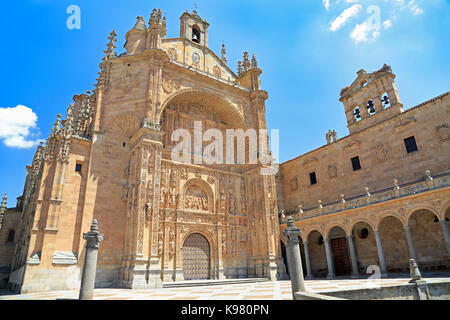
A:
[
  {"left": 303, "top": 240, "right": 313, "bottom": 280},
  {"left": 347, "top": 234, "right": 359, "bottom": 278},
  {"left": 79, "top": 219, "right": 104, "bottom": 300},
  {"left": 324, "top": 237, "right": 335, "bottom": 279},
  {"left": 404, "top": 225, "right": 417, "bottom": 261},
  {"left": 374, "top": 230, "right": 388, "bottom": 276},
  {"left": 439, "top": 220, "right": 450, "bottom": 257},
  {"left": 283, "top": 217, "right": 306, "bottom": 298}
]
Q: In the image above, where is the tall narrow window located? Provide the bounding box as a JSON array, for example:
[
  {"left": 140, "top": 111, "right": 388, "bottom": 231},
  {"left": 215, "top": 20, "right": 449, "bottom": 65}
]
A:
[
  {"left": 404, "top": 136, "right": 418, "bottom": 153},
  {"left": 351, "top": 156, "right": 361, "bottom": 171},
  {"left": 7, "top": 229, "right": 15, "bottom": 242},
  {"left": 309, "top": 172, "right": 317, "bottom": 185},
  {"left": 75, "top": 163, "right": 82, "bottom": 173},
  {"left": 192, "top": 25, "right": 200, "bottom": 43}
]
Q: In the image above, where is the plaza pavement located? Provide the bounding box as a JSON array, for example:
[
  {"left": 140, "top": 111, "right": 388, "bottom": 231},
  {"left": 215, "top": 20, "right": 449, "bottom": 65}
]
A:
[{"left": 1, "top": 276, "right": 449, "bottom": 300}]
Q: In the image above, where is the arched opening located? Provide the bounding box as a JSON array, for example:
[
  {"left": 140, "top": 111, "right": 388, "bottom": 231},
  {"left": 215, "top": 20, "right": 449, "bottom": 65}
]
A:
[
  {"left": 378, "top": 216, "right": 409, "bottom": 273},
  {"left": 353, "top": 106, "right": 361, "bottom": 122},
  {"left": 381, "top": 92, "right": 391, "bottom": 108},
  {"left": 408, "top": 209, "right": 449, "bottom": 271},
  {"left": 328, "top": 226, "right": 352, "bottom": 276},
  {"left": 307, "top": 231, "right": 327, "bottom": 277},
  {"left": 192, "top": 25, "right": 201, "bottom": 43},
  {"left": 367, "top": 99, "right": 376, "bottom": 116},
  {"left": 352, "top": 222, "right": 378, "bottom": 273},
  {"left": 182, "top": 233, "right": 211, "bottom": 280}
]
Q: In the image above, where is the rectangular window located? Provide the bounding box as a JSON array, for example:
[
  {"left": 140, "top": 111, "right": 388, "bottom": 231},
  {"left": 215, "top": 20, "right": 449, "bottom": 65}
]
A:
[
  {"left": 309, "top": 172, "right": 317, "bottom": 185},
  {"left": 75, "top": 163, "right": 82, "bottom": 173},
  {"left": 351, "top": 156, "right": 361, "bottom": 171},
  {"left": 404, "top": 136, "right": 418, "bottom": 153}
]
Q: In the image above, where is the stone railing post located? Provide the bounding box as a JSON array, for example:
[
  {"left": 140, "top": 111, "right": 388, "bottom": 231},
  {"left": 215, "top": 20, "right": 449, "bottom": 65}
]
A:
[
  {"left": 409, "top": 259, "right": 431, "bottom": 300},
  {"left": 79, "top": 219, "right": 104, "bottom": 300},
  {"left": 283, "top": 216, "right": 306, "bottom": 298}
]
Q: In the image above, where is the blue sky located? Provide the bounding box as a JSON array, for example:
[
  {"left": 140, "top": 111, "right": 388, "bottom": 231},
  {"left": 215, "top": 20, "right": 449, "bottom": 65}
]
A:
[{"left": 0, "top": 0, "right": 449, "bottom": 204}]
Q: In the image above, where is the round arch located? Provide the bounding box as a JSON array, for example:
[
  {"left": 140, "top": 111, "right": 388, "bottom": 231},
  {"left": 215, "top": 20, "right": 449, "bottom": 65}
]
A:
[
  {"left": 182, "top": 178, "right": 215, "bottom": 213},
  {"left": 325, "top": 223, "right": 349, "bottom": 239},
  {"left": 181, "top": 232, "right": 212, "bottom": 280},
  {"left": 406, "top": 206, "right": 440, "bottom": 225},
  {"left": 375, "top": 213, "right": 405, "bottom": 231},
  {"left": 158, "top": 89, "right": 247, "bottom": 129}
]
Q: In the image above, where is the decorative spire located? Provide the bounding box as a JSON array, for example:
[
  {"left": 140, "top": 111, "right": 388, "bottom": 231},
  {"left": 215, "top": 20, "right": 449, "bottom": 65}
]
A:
[
  {"left": 237, "top": 61, "right": 243, "bottom": 77},
  {"left": 0, "top": 193, "right": 7, "bottom": 229},
  {"left": 221, "top": 42, "right": 227, "bottom": 64},
  {"left": 103, "top": 30, "right": 117, "bottom": 61},
  {"left": 132, "top": 16, "right": 147, "bottom": 31},
  {"left": 242, "top": 51, "right": 250, "bottom": 71},
  {"left": 51, "top": 114, "right": 62, "bottom": 136},
  {"left": 0, "top": 194, "right": 7, "bottom": 210},
  {"left": 149, "top": 8, "right": 166, "bottom": 36},
  {"left": 251, "top": 53, "right": 257, "bottom": 68}
]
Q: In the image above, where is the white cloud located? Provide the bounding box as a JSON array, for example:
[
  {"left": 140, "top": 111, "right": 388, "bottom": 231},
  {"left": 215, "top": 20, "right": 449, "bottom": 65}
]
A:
[
  {"left": 323, "top": 0, "right": 330, "bottom": 10},
  {"left": 0, "top": 105, "right": 43, "bottom": 149},
  {"left": 383, "top": 20, "right": 393, "bottom": 29},
  {"left": 329, "top": 4, "right": 362, "bottom": 32},
  {"left": 350, "top": 21, "right": 381, "bottom": 43}
]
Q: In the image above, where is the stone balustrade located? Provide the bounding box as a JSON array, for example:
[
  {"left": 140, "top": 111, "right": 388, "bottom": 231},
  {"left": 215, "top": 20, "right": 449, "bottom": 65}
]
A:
[{"left": 282, "top": 171, "right": 450, "bottom": 224}]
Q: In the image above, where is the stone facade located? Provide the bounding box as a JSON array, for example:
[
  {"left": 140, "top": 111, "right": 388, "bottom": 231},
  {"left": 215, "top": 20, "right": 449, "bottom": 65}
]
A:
[
  {"left": 278, "top": 65, "right": 450, "bottom": 278},
  {"left": 0, "top": 194, "right": 21, "bottom": 288},
  {"left": 5, "top": 9, "right": 285, "bottom": 293},
  {"left": 2, "top": 8, "right": 449, "bottom": 294}
]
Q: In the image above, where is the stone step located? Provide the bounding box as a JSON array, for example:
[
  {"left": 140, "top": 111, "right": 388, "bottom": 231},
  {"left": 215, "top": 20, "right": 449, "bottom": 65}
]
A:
[{"left": 163, "top": 278, "right": 269, "bottom": 288}]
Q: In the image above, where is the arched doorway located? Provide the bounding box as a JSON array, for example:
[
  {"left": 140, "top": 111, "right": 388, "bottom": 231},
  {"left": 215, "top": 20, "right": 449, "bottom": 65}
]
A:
[
  {"left": 182, "top": 233, "right": 211, "bottom": 280},
  {"left": 328, "top": 226, "right": 352, "bottom": 276},
  {"left": 408, "top": 209, "right": 448, "bottom": 271}
]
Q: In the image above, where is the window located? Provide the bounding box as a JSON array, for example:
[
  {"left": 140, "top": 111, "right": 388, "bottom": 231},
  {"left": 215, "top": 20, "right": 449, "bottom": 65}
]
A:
[
  {"left": 404, "top": 136, "right": 418, "bottom": 153},
  {"left": 351, "top": 156, "right": 361, "bottom": 171},
  {"left": 192, "top": 26, "right": 200, "bottom": 43},
  {"left": 309, "top": 172, "right": 317, "bottom": 185},
  {"left": 353, "top": 106, "right": 361, "bottom": 121},
  {"left": 75, "top": 163, "right": 82, "bottom": 173},
  {"left": 358, "top": 228, "right": 369, "bottom": 239},
  {"left": 7, "top": 230, "right": 15, "bottom": 242},
  {"left": 123, "top": 142, "right": 126, "bottom": 148}
]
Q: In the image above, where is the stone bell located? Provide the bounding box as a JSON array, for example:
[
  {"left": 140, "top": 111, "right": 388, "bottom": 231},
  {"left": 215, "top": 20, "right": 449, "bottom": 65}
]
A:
[{"left": 367, "top": 100, "right": 375, "bottom": 113}]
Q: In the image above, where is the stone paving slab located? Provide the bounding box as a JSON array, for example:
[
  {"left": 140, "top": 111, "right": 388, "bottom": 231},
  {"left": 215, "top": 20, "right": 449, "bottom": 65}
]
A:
[{"left": 0, "top": 277, "right": 449, "bottom": 300}]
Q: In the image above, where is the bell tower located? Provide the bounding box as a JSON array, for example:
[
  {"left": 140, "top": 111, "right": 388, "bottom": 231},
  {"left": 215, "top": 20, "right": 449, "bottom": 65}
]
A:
[
  {"left": 339, "top": 64, "right": 403, "bottom": 134},
  {"left": 180, "top": 10, "right": 209, "bottom": 47}
]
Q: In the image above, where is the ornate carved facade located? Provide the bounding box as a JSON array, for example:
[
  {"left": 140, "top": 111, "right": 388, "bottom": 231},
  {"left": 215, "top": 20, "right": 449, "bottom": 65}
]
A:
[{"left": 7, "top": 8, "right": 286, "bottom": 293}]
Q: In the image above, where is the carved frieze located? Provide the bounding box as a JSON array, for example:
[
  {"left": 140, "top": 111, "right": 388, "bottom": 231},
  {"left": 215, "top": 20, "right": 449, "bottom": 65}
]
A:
[
  {"left": 436, "top": 124, "right": 450, "bottom": 142},
  {"left": 162, "top": 75, "right": 181, "bottom": 94}
]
